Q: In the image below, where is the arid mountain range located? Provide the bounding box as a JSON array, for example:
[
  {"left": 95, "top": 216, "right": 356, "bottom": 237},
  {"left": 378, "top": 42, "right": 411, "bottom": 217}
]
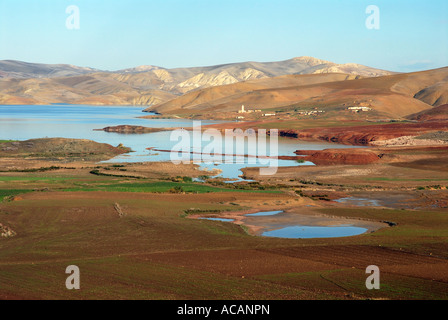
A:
[
  {"left": 1, "top": 57, "right": 446, "bottom": 120},
  {"left": 0, "top": 57, "right": 393, "bottom": 106},
  {"left": 146, "top": 67, "right": 448, "bottom": 119}
]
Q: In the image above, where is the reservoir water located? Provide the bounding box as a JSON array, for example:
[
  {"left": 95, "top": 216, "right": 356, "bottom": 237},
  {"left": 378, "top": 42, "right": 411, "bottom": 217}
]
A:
[{"left": 0, "top": 105, "right": 359, "bottom": 180}]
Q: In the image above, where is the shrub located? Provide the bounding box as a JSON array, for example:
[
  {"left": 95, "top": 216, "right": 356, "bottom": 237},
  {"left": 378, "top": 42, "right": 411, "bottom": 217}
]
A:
[
  {"left": 169, "top": 186, "right": 184, "bottom": 194},
  {"left": 182, "top": 176, "right": 193, "bottom": 183}
]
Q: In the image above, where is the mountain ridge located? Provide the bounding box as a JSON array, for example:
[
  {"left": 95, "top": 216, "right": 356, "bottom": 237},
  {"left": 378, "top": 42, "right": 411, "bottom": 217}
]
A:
[
  {"left": 0, "top": 56, "right": 394, "bottom": 106},
  {"left": 145, "top": 67, "right": 448, "bottom": 119}
]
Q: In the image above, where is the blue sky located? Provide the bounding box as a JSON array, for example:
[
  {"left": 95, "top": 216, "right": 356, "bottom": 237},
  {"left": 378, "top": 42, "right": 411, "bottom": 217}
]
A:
[{"left": 0, "top": 0, "right": 447, "bottom": 72}]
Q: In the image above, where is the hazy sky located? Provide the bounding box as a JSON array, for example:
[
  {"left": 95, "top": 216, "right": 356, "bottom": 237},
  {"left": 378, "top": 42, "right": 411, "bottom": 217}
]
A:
[{"left": 0, "top": 0, "right": 447, "bottom": 72}]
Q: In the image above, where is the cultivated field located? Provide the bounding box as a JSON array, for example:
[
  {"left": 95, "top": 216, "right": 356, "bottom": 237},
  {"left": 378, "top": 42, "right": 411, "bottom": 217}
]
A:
[{"left": 1, "top": 157, "right": 447, "bottom": 300}]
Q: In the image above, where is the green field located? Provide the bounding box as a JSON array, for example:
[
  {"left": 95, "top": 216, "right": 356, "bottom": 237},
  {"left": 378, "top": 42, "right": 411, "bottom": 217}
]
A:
[
  {"left": 63, "top": 181, "right": 281, "bottom": 194},
  {"left": 0, "top": 189, "right": 31, "bottom": 202}
]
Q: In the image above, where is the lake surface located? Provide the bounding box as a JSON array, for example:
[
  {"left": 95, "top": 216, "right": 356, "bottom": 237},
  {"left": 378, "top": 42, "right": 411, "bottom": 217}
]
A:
[{"left": 0, "top": 105, "right": 360, "bottom": 180}]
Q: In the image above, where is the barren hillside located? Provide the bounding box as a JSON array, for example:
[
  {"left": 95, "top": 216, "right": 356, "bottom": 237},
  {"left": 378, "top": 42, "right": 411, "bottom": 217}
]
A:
[{"left": 146, "top": 67, "right": 448, "bottom": 119}]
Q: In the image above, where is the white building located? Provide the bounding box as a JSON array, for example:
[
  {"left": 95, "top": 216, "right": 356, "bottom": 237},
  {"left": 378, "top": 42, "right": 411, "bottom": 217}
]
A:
[
  {"left": 348, "top": 106, "right": 371, "bottom": 112},
  {"left": 238, "top": 105, "right": 261, "bottom": 114}
]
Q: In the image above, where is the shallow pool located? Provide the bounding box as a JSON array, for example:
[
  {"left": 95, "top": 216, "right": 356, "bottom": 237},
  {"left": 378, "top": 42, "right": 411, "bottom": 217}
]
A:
[
  {"left": 335, "top": 197, "right": 381, "bottom": 207},
  {"left": 261, "top": 225, "right": 368, "bottom": 239},
  {"left": 200, "top": 217, "right": 235, "bottom": 223},
  {"left": 244, "top": 211, "right": 283, "bottom": 217},
  {"left": 198, "top": 210, "right": 373, "bottom": 239}
]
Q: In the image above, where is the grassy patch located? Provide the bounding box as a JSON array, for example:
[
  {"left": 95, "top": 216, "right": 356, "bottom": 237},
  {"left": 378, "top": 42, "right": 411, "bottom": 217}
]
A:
[
  {"left": 0, "top": 166, "right": 74, "bottom": 173},
  {"left": 0, "top": 189, "right": 31, "bottom": 202},
  {"left": 89, "top": 169, "right": 143, "bottom": 179},
  {"left": 0, "top": 176, "right": 76, "bottom": 182},
  {"left": 63, "top": 181, "right": 281, "bottom": 194}
]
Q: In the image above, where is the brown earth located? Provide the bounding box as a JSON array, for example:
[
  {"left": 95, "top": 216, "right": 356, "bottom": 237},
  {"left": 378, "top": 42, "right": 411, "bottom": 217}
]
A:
[
  {"left": 0, "top": 190, "right": 447, "bottom": 300},
  {"left": 407, "top": 104, "right": 448, "bottom": 121}
]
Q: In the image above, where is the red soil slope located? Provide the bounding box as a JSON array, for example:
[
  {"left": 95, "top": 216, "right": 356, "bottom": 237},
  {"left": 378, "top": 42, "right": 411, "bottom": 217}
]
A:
[
  {"left": 295, "top": 149, "right": 381, "bottom": 165},
  {"left": 294, "top": 121, "right": 448, "bottom": 145}
]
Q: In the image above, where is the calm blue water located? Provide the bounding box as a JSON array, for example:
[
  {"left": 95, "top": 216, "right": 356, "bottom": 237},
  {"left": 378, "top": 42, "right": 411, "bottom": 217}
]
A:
[
  {"left": 200, "top": 218, "right": 235, "bottom": 223},
  {"left": 245, "top": 211, "right": 283, "bottom": 217},
  {"left": 0, "top": 104, "right": 219, "bottom": 152},
  {"left": 262, "top": 225, "right": 368, "bottom": 239},
  {"left": 0, "top": 105, "right": 360, "bottom": 180}
]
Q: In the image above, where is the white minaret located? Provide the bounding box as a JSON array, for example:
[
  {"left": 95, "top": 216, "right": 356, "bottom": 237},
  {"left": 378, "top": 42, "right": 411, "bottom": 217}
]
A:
[{"left": 241, "top": 105, "right": 245, "bottom": 113}]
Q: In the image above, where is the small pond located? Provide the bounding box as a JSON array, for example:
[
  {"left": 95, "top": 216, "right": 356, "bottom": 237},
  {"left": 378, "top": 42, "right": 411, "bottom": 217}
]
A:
[
  {"left": 244, "top": 211, "right": 283, "bottom": 217},
  {"left": 261, "top": 225, "right": 368, "bottom": 239},
  {"left": 200, "top": 211, "right": 375, "bottom": 239},
  {"left": 200, "top": 217, "right": 235, "bottom": 223}
]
